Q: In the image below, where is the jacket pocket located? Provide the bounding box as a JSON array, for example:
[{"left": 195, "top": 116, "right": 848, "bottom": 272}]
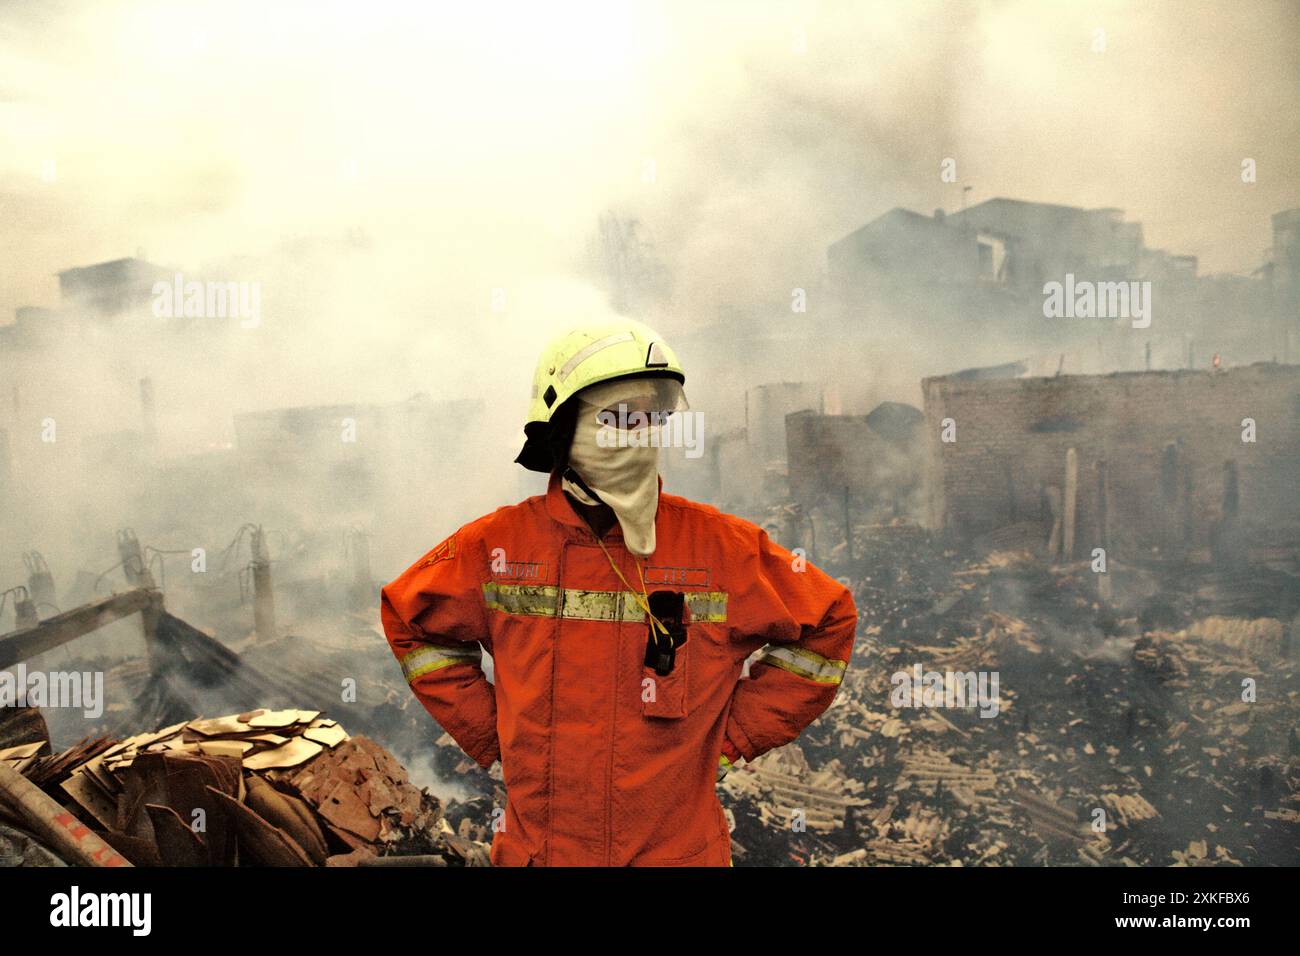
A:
[
  {"left": 641, "top": 647, "right": 688, "bottom": 718},
  {"left": 641, "top": 590, "right": 690, "bottom": 719},
  {"left": 636, "top": 817, "right": 730, "bottom": 866}
]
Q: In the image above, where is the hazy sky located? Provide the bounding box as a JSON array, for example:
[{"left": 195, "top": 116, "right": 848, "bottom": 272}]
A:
[
  {"left": 0, "top": 0, "right": 1297, "bottom": 615},
  {"left": 1, "top": 0, "right": 1297, "bottom": 336}
]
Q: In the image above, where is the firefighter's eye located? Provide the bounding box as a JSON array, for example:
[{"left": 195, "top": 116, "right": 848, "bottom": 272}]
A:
[{"left": 595, "top": 405, "right": 672, "bottom": 429}]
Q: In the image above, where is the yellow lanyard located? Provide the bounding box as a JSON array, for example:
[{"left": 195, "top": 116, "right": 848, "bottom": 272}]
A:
[{"left": 595, "top": 537, "right": 669, "bottom": 649}]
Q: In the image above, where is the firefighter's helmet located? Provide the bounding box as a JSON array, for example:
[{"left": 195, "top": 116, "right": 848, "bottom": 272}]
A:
[{"left": 515, "top": 319, "right": 686, "bottom": 472}]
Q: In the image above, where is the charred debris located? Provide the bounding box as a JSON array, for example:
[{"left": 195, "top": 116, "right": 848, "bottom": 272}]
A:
[
  {"left": 701, "top": 364, "right": 1297, "bottom": 866},
  {"left": 0, "top": 528, "right": 493, "bottom": 867},
  {"left": 1, "top": 363, "right": 1297, "bottom": 866}
]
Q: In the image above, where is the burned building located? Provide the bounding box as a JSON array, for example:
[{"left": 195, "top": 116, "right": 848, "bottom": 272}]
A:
[
  {"left": 831, "top": 199, "right": 1146, "bottom": 296},
  {"left": 54, "top": 256, "right": 174, "bottom": 321},
  {"left": 746, "top": 382, "right": 824, "bottom": 466},
  {"left": 662, "top": 382, "right": 822, "bottom": 513},
  {"left": 829, "top": 199, "right": 1295, "bottom": 372},
  {"left": 232, "top": 395, "right": 483, "bottom": 505},
  {"left": 785, "top": 402, "right": 926, "bottom": 519},
  {"left": 922, "top": 363, "right": 1300, "bottom": 563}
]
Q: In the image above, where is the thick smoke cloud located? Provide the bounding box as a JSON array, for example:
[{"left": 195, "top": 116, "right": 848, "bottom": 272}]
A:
[{"left": 1, "top": 0, "right": 1296, "bottom": 573}]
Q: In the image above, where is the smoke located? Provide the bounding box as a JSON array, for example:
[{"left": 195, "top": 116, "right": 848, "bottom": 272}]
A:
[
  {"left": 0, "top": 1, "right": 1295, "bottom": 639},
  {"left": 637, "top": 0, "right": 1298, "bottom": 308}
]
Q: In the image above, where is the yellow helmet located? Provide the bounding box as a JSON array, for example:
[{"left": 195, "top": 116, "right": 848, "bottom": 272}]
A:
[{"left": 515, "top": 319, "right": 686, "bottom": 472}]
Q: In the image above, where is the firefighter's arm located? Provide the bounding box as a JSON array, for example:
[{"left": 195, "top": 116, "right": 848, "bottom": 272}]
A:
[
  {"left": 379, "top": 530, "right": 500, "bottom": 769},
  {"left": 721, "top": 528, "right": 857, "bottom": 764}
]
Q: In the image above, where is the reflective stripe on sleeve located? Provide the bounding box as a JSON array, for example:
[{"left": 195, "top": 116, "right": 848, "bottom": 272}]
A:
[
  {"left": 756, "top": 644, "right": 846, "bottom": 685},
  {"left": 716, "top": 753, "right": 733, "bottom": 783},
  {"left": 400, "top": 643, "right": 482, "bottom": 682}
]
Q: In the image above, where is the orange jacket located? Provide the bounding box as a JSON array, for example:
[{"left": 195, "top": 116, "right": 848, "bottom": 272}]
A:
[{"left": 380, "top": 471, "right": 857, "bottom": 866}]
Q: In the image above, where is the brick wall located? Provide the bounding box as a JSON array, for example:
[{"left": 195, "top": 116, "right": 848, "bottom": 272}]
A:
[
  {"left": 785, "top": 410, "right": 922, "bottom": 513},
  {"left": 922, "top": 364, "right": 1300, "bottom": 559}
]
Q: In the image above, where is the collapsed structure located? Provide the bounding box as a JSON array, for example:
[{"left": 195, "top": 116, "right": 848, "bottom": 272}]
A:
[
  {"left": 922, "top": 364, "right": 1300, "bottom": 562},
  {"left": 0, "top": 536, "right": 491, "bottom": 867}
]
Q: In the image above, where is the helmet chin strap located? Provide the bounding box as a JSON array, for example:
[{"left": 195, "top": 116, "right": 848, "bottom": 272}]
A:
[{"left": 562, "top": 466, "right": 603, "bottom": 505}]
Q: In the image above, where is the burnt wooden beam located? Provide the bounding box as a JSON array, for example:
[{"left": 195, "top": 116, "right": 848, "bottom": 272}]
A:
[{"left": 0, "top": 588, "right": 159, "bottom": 669}]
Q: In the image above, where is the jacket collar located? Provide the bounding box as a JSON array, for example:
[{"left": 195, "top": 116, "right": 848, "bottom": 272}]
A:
[{"left": 544, "top": 469, "right": 664, "bottom": 542}]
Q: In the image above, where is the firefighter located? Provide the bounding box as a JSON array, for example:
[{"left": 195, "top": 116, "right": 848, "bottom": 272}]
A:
[{"left": 380, "top": 319, "right": 857, "bottom": 866}]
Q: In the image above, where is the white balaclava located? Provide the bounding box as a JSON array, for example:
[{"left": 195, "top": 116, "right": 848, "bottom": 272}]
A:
[{"left": 562, "top": 376, "right": 687, "bottom": 557}]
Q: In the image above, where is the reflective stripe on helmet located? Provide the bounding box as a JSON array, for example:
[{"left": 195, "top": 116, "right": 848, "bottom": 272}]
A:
[{"left": 557, "top": 331, "right": 635, "bottom": 382}]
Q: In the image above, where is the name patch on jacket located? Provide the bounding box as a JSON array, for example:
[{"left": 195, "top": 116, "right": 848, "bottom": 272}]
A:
[
  {"left": 490, "top": 555, "right": 548, "bottom": 581},
  {"left": 643, "top": 565, "right": 709, "bottom": 588}
]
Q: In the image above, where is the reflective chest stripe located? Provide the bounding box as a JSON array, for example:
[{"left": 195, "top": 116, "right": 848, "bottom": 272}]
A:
[
  {"left": 481, "top": 582, "right": 728, "bottom": 623},
  {"left": 756, "top": 644, "right": 846, "bottom": 686}
]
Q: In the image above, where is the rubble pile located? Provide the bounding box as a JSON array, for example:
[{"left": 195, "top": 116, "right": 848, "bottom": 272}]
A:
[
  {"left": 0, "top": 708, "right": 489, "bottom": 867},
  {"left": 724, "top": 743, "right": 869, "bottom": 834},
  {"left": 718, "top": 525, "right": 1299, "bottom": 866},
  {"left": 382, "top": 522, "right": 1296, "bottom": 867},
  {"left": 7, "top": 518, "right": 1289, "bottom": 868}
]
